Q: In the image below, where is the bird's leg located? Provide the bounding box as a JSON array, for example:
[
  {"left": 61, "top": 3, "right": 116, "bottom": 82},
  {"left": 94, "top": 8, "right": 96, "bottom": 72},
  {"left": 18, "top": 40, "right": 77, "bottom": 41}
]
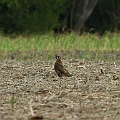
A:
[
  {"left": 59, "top": 78, "right": 62, "bottom": 89},
  {"left": 65, "top": 78, "right": 68, "bottom": 88}
]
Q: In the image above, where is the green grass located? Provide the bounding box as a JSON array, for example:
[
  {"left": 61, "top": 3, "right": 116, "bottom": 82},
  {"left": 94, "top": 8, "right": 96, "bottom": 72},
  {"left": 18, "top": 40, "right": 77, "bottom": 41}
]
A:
[
  {"left": 0, "top": 32, "right": 120, "bottom": 52},
  {"left": 0, "top": 32, "right": 120, "bottom": 60}
]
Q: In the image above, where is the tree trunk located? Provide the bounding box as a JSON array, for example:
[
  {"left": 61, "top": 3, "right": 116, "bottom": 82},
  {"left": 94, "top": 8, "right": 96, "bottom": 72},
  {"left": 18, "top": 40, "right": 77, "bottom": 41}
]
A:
[
  {"left": 74, "top": 0, "right": 99, "bottom": 33},
  {"left": 70, "top": 0, "right": 76, "bottom": 30}
]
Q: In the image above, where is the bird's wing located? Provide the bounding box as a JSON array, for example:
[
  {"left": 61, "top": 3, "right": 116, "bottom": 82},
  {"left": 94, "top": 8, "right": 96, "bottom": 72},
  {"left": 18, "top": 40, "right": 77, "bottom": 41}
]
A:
[
  {"left": 55, "top": 62, "right": 69, "bottom": 74},
  {"left": 55, "top": 68, "right": 62, "bottom": 77}
]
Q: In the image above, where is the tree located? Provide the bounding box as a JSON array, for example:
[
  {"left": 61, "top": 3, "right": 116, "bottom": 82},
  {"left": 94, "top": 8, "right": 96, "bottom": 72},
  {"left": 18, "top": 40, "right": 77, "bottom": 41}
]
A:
[
  {"left": 0, "top": 0, "right": 67, "bottom": 34},
  {"left": 85, "top": 0, "right": 120, "bottom": 33},
  {"left": 74, "top": 0, "right": 99, "bottom": 33}
]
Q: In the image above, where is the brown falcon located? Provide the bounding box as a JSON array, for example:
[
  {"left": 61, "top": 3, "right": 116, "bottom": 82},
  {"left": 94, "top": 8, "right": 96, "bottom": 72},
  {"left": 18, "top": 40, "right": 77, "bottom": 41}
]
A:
[{"left": 54, "top": 55, "right": 71, "bottom": 77}]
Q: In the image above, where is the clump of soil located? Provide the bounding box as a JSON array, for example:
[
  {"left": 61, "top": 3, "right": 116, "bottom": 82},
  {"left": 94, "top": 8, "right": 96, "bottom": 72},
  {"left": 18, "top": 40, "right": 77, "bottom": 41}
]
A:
[{"left": 0, "top": 58, "right": 119, "bottom": 120}]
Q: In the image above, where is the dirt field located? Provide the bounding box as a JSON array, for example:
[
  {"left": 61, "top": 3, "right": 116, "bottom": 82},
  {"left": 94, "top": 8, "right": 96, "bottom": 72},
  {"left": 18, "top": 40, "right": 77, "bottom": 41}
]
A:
[{"left": 0, "top": 57, "right": 120, "bottom": 120}]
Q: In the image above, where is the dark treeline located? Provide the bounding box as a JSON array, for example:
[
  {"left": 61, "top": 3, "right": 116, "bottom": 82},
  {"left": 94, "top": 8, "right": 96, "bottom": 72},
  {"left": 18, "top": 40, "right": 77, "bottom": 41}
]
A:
[{"left": 0, "top": 0, "right": 120, "bottom": 34}]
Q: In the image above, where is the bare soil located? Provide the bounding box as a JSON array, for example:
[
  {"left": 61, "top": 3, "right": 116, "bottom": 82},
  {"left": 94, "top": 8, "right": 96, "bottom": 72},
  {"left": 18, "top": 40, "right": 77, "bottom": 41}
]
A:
[
  {"left": 1, "top": 50, "right": 120, "bottom": 61},
  {"left": 0, "top": 55, "right": 120, "bottom": 120}
]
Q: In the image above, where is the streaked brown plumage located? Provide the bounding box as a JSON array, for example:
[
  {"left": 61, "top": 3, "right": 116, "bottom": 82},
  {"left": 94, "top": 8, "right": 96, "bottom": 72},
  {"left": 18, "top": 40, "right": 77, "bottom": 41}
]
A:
[{"left": 54, "top": 55, "right": 71, "bottom": 77}]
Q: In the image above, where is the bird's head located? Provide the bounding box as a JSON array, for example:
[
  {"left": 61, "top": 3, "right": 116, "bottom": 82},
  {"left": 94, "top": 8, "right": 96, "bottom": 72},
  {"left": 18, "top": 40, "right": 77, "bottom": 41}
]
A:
[{"left": 54, "top": 55, "right": 60, "bottom": 59}]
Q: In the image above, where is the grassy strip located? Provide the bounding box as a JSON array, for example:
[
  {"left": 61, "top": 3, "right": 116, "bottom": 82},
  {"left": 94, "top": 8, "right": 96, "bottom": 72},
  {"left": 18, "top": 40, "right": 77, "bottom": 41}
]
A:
[
  {"left": 0, "top": 33, "right": 120, "bottom": 60},
  {"left": 0, "top": 32, "right": 120, "bottom": 52}
]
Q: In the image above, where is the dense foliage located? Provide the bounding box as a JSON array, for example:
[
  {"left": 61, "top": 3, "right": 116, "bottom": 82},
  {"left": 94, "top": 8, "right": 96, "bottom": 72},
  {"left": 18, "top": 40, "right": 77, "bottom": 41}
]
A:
[
  {"left": 86, "top": 0, "right": 120, "bottom": 34},
  {"left": 0, "top": 0, "right": 120, "bottom": 34},
  {"left": 0, "top": 0, "right": 67, "bottom": 34}
]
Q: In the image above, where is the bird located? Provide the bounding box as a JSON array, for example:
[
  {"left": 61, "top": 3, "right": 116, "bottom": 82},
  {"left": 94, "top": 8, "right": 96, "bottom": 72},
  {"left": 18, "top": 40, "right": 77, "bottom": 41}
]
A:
[{"left": 54, "top": 55, "right": 71, "bottom": 77}]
